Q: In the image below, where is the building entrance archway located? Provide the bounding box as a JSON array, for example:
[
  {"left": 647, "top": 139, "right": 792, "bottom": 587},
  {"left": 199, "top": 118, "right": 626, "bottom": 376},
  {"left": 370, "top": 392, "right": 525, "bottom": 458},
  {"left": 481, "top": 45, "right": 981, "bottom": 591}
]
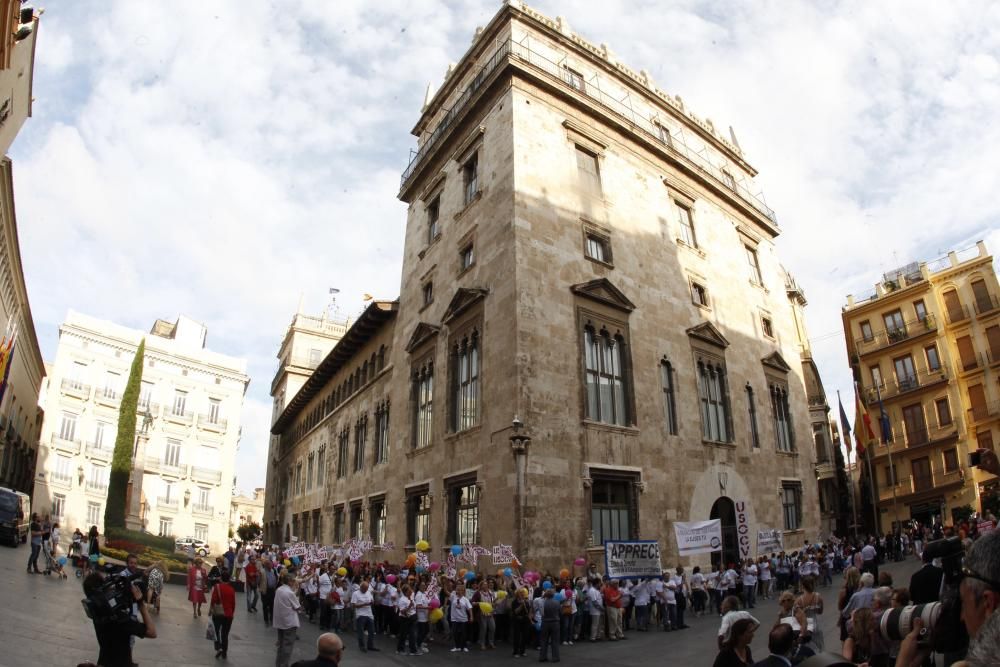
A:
[{"left": 710, "top": 496, "right": 738, "bottom": 569}]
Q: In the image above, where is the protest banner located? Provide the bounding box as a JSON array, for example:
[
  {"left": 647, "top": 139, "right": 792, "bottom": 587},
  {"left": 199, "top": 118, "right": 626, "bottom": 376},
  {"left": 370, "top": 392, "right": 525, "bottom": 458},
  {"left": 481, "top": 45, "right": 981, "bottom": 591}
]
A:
[
  {"left": 757, "top": 528, "right": 783, "bottom": 554},
  {"left": 604, "top": 540, "right": 663, "bottom": 579},
  {"left": 492, "top": 544, "right": 516, "bottom": 565},
  {"left": 673, "top": 520, "right": 722, "bottom": 556},
  {"left": 735, "top": 500, "right": 752, "bottom": 559},
  {"left": 978, "top": 520, "right": 995, "bottom": 535}
]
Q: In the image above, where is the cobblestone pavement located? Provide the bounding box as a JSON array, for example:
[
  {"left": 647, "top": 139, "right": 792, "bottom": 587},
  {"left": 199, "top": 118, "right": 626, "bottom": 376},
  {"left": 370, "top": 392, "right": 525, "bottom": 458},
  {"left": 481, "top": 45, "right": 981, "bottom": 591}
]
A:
[{"left": 0, "top": 544, "right": 920, "bottom": 666}]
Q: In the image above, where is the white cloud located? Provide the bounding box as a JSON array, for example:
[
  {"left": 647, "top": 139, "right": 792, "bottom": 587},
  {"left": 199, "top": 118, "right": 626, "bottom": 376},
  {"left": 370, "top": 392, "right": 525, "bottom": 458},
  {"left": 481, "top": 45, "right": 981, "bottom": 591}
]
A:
[{"left": 11, "top": 1, "right": 1000, "bottom": 489}]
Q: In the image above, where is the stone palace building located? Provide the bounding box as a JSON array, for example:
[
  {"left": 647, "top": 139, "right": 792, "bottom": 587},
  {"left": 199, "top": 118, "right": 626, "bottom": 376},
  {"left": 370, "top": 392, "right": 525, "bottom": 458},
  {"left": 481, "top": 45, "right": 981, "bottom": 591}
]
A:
[{"left": 264, "top": 1, "right": 824, "bottom": 569}]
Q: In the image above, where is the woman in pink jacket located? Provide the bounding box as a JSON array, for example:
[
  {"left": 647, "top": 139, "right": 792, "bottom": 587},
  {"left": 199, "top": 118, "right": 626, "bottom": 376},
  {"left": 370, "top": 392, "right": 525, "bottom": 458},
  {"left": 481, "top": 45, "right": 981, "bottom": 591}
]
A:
[{"left": 187, "top": 557, "right": 208, "bottom": 618}]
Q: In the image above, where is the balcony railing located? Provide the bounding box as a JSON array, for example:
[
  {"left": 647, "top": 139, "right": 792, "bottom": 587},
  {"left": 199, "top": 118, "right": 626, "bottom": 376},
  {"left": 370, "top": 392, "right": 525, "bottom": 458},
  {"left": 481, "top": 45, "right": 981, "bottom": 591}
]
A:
[
  {"left": 946, "top": 304, "right": 971, "bottom": 325},
  {"left": 49, "top": 471, "right": 72, "bottom": 488},
  {"left": 50, "top": 434, "right": 82, "bottom": 455},
  {"left": 399, "top": 39, "right": 777, "bottom": 226},
  {"left": 60, "top": 378, "right": 91, "bottom": 399},
  {"left": 156, "top": 496, "right": 178, "bottom": 510},
  {"left": 974, "top": 293, "right": 999, "bottom": 316},
  {"left": 192, "top": 503, "right": 214, "bottom": 517},
  {"left": 286, "top": 355, "right": 320, "bottom": 370},
  {"left": 94, "top": 388, "right": 121, "bottom": 407},
  {"left": 163, "top": 409, "right": 194, "bottom": 425},
  {"left": 968, "top": 401, "right": 1000, "bottom": 424},
  {"left": 85, "top": 480, "right": 108, "bottom": 494},
  {"left": 855, "top": 315, "right": 937, "bottom": 357},
  {"left": 807, "top": 394, "right": 827, "bottom": 408},
  {"left": 137, "top": 401, "right": 161, "bottom": 417},
  {"left": 197, "top": 414, "right": 228, "bottom": 432},
  {"left": 864, "top": 367, "right": 948, "bottom": 404},
  {"left": 879, "top": 469, "right": 964, "bottom": 502},
  {"left": 86, "top": 442, "right": 113, "bottom": 460},
  {"left": 191, "top": 466, "right": 222, "bottom": 484},
  {"left": 900, "top": 422, "right": 958, "bottom": 449},
  {"left": 144, "top": 456, "right": 188, "bottom": 479}
]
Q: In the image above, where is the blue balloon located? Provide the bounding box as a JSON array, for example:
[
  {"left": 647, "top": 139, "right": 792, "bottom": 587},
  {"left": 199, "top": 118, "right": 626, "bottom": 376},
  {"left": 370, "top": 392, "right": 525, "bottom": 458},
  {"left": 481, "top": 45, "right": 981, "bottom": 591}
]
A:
[
  {"left": 542, "top": 581, "right": 552, "bottom": 590},
  {"left": 503, "top": 567, "right": 513, "bottom": 577},
  {"left": 554, "top": 591, "right": 565, "bottom": 602},
  {"left": 416, "top": 565, "right": 426, "bottom": 574},
  {"left": 292, "top": 556, "right": 300, "bottom": 565},
  {"left": 451, "top": 545, "right": 463, "bottom": 557},
  {"left": 464, "top": 571, "right": 476, "bottom": 581},
  {"left": 58, "top": 556, "right": 68, "bottom": 566}
]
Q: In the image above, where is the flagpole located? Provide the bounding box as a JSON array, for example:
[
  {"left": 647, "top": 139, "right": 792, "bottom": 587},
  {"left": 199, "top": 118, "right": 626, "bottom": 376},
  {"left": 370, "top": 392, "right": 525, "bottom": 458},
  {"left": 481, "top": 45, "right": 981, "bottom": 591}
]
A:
[
  {"left": 875, "top": 382, "right": 900, "bottom": 535},
  {"left": 838, "top": 390, "right": 860, "bottom": 542},
  {"left": 856, "top": 382, "right": 881, "bottom": 536}
]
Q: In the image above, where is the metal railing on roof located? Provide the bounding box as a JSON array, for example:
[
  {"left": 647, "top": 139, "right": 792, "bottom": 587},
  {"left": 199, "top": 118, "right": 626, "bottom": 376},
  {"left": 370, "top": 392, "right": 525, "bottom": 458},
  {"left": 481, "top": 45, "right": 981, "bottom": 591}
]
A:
[{"left": 400, "top": 40, "right": 777, "bottom": 226}]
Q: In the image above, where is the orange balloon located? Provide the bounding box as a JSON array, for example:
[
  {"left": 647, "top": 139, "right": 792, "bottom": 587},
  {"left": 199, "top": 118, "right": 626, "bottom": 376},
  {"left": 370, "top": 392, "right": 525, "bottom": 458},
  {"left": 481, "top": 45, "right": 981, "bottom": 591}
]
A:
[
  {"left": 497, "top": 569, "right": 504, "bottom": 577},
  {"left": 559, "top": 568, "right": 570, "bottom": 579},
  {"left": 459, "top": 568, "right": 468, "bottom": 578}
]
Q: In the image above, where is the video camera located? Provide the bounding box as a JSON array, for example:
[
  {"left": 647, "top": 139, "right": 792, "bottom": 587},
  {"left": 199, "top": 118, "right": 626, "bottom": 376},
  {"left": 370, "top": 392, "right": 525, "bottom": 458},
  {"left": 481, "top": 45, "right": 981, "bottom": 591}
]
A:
[
  {"left": 879, "top": 536, "right": 967, "bottom": 655},
  {"left": 81, "top": 571, "right": 147, "bottom": 624}
]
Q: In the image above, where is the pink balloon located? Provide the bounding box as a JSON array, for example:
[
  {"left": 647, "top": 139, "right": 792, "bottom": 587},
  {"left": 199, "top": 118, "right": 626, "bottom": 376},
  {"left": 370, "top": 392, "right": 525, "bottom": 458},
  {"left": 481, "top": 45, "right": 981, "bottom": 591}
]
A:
[
  {"left": 428, "top": 562, "right": 441, "bottom": 572},
  {"left": 429, "top": 598, "right": 441, "bottom": 609},
  {"left": 574, "top": 558, "right": 586, "bottom": 567},
  {"left": 386, "top": 574, "right": 397, "bottom": 584}
]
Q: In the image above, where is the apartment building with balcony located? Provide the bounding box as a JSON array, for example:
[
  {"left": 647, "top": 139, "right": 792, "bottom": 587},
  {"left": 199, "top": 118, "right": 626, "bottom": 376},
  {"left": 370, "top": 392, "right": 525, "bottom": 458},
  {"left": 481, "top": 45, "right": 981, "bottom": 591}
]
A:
[
  {"left": 32, "top": 311, "right": 249, "bottom": 553},
  {"left": 842, "top": 240, "right": 1000, "bottom": 531},
  {"left": 266, "top": 2, "right": 823, "bottom": 568}
]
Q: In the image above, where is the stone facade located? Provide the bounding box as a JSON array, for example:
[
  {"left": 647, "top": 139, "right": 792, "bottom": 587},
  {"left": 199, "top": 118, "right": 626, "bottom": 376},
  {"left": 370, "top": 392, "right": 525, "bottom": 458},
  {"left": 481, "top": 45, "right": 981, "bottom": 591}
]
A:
[
  {"left": 31, "top": 312, "right": 249, "bottom": 554},
  {"left": 267, "top": 2, "right": 821, "bottom": 570},
  {"left": 843, "top": 240, "right": 1000, "bottom": 533}
]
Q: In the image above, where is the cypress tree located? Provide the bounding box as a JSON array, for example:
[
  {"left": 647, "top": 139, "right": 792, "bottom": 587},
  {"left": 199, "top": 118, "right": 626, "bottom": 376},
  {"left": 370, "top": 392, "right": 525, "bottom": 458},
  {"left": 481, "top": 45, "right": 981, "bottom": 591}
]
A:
[{"left": 104, "top": 339, "right": 145, "bottom": 529}]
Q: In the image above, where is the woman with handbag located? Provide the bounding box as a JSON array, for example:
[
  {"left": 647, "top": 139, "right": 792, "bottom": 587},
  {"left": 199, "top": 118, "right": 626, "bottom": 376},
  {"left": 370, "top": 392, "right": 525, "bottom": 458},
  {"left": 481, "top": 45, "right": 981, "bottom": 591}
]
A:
[{"left": 210, "top": 570, "right": 237, "bottom": 659}]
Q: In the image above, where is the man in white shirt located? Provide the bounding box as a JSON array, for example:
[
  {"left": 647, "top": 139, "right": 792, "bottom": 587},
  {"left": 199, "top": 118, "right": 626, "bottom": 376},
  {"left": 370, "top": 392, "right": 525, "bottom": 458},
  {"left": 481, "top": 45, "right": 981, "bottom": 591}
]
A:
[
  {"left": 317, "top": 565, "right": 333, "bottom": 630},
  {"left": 743, "top": 560, "right": 758, "bottom": 609},
  {"left": 351, "top": 579, "right": 379, "bottom": 653},
  {"left": 274, "top": 574, "right": 301, "bottom": 667},
  {"left": 861, "top": 541, "right": 878, "bottom": 578},
  {"left": 633, "top": 579, "right": 651, "bottom": 630},
  {"left": 587, "top": 581, "right": 605, "bottom": 641}
]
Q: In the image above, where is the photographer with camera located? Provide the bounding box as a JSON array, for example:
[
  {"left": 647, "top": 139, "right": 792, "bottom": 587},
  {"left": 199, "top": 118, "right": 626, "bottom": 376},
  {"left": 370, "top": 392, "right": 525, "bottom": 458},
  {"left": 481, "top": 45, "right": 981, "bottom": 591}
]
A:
[{"left": 81, "top": 567, "right": 157, "bottom": 667}]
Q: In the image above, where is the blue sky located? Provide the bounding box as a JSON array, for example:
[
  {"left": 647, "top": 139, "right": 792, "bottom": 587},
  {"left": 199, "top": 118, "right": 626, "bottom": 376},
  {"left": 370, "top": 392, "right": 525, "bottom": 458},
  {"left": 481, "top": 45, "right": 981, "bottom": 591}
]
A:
[{"left": 11, "top": 1, "right": 1000, "bottom": 491}]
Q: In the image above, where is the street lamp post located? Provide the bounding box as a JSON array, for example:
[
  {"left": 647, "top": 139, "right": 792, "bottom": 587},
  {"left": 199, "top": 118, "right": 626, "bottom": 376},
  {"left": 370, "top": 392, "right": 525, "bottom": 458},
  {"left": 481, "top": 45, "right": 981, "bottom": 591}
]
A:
[{"left": 509, "top": 416, "right": 531, "bottom": 558}]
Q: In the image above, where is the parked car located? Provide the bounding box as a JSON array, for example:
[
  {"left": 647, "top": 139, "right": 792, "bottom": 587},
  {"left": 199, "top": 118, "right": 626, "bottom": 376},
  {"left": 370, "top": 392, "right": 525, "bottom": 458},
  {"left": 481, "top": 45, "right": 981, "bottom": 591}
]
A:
[
  {"left": 0, "top": 487, "right": 29, "bottom": 547},
  {"left": 174, "top": 536, "right": 211, "bottom": 557}
]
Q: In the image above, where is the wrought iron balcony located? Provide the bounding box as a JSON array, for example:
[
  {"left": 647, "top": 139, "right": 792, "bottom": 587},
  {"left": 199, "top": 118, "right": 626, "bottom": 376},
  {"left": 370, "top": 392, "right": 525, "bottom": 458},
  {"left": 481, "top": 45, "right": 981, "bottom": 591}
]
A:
[
  {"left": 946, "top": 304, "right": 971, "bottom": 325},
  {"left": 968, "top": 400, "right": 1000, "bottom": 424},
  {"left": 94, "top": 387, "right": 121, "bottom": 407},
  {"left": 974, "top": 292, "right": 999, "bottom": 316},
  {"left": 863, "top": 367, "right": 948, "bottom": 404},
  {"left": 164, "top": 409, "right": 194, "bottom": 425},
  {"left": 85, "top": 480, "right": 108, "bottom": 495},
  {"left": 855, "top": 315, "right": 937, "bottom": 357},
  {"left": 49, "top": 471, "right": 72, "bottom": 488}
]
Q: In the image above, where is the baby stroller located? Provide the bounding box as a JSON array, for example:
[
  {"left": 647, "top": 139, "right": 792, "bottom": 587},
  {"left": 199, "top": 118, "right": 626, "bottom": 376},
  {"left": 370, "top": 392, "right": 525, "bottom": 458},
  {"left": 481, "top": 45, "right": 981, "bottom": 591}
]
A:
[{"left": 40, "top": 540, "right": 62, "bottom": 577}]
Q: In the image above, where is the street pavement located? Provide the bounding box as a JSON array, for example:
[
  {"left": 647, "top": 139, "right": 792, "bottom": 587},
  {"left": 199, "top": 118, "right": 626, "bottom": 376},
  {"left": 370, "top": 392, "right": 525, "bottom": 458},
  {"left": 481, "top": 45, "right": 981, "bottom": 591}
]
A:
[{"left": 0, "top": 544, "right": 920, "bottom": 666}]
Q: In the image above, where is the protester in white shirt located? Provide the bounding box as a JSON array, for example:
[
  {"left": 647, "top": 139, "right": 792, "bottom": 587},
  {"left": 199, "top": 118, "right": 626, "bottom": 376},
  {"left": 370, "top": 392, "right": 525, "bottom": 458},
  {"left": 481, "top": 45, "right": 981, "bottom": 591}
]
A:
[
  {"left": 396, "top": 585, "right": 419, "bottom": 655},
  {"left": 758, "top": 557, "right": 772, "bottom": 600},
  {"left": 587, "top": 581, "right": 605, "bottom": 641},
  {"left": 690, "top": 567, "right": 707, "bottom": 617},
  {"left": 273, "top": 574, "right": 301, "bottom": 667},
  {"left": 351, "top": 580, "right": 378, "bottom": 653},
  {"left": 317, "top": 568, "right": 333, "bottom": 630},
  {"left": 633, "top": 579, "right": 652, "bottom": 630},
  {"left": 742, "top": 560, "right": 758, "bottom": 609},
  {"left": 414, "top": 583, "right": 431, "bottom": 653},
  {"left": 450, "top": 583, "right": 474, "bottom": 652}
]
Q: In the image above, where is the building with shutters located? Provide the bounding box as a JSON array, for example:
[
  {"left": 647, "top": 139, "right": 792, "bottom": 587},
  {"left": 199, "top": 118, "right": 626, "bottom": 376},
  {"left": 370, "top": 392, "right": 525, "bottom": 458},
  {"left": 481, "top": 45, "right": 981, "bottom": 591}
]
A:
[
  {"left": 31, "top": 311, "right": 249, "bottom": 553},
  {"left": 842, "top": 240, "right": 1000, "bottom": 533},
  {"left": 266, "top": 1, "right": 824, "bottom": 569}
]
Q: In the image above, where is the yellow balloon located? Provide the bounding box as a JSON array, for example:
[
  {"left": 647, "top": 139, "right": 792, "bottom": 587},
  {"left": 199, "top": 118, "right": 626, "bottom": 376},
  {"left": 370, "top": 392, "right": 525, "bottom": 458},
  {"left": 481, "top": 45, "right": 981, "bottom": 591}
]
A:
[
  {"left": 416, "top": 539, "right": 430, "bottom": 552},
  {"left": 97, "top": 558, "right": 106, "bottom": 566},
  {"left": 495, "top": 590, "right": 508, "bottom": 601},
  {"left": 429, "top": 608, "right": 444, "bottom": 623},
  {"left": 337, "top": 567, "right": 347, "bottom": 577},
  {"left": 479, "top": 602, "right": 494, "bottom": 614},
  {"left": 283, "top": 559, "right": 291, "bottom": 567}
]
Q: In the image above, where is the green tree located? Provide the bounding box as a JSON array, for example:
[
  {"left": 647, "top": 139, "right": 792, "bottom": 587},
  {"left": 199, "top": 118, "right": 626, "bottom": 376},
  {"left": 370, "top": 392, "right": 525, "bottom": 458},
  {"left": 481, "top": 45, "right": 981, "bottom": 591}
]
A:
[
  {"left": 104, "top": 339, "right": 145, "bottom": 529},
  {"left": 237, "top": 522, "right": 262, "bottom": 544}
]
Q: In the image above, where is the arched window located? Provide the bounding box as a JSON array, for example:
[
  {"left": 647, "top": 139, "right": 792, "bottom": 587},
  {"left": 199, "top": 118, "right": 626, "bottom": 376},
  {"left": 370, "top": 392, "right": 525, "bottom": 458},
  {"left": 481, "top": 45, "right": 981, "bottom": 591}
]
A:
[
  {"left": 450, "top": 329, "right": 480, "bottom": 432},
  {"left": 697, "top": 358, "right": 731, "bottom": 443},
  {"left": 583, "top": 324, "right": 631, "bottom": 426}
]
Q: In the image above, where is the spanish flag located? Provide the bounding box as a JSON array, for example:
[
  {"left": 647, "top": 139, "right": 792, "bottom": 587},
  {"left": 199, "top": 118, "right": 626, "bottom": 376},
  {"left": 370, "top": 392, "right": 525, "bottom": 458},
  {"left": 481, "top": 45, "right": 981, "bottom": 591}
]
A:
[{"left": 853, "top": 384, "right": 875, "bottom": 457}]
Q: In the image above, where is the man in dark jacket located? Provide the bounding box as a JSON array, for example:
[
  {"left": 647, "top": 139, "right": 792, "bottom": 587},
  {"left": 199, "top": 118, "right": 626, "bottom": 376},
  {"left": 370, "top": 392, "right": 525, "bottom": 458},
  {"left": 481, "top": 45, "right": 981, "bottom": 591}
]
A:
[
  {"left": 908, "top": 551, "right": 944, "bottom": 604},
  {"left": 292, "top": 633, "right": 344, "bottom": 666}
]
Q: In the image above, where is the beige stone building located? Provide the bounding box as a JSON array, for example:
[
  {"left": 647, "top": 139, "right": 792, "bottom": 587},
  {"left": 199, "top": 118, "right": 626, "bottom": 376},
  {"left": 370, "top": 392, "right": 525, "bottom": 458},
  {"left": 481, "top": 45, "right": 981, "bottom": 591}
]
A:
[
  {"left": 230, "top": 487, "right": 265, "bottom": 536},
  {"left": 843, "top": 241, "right": 1000, "bottom": 533},
  {"left": 266, "top": 2, "right": 822, "bottom": 569},
  {"left": 0, "top": 2, "right": 44, "bottom": 495},
  {"left": 32, "top": 312, "right": 249, "bottom": 553}
]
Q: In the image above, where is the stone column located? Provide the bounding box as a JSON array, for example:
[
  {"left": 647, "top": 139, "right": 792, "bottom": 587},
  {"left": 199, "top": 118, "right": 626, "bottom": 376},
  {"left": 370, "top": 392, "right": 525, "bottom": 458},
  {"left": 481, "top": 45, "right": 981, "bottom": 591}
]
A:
[{"left": 125, "top": 433, "right": 149, "bottom": 531}]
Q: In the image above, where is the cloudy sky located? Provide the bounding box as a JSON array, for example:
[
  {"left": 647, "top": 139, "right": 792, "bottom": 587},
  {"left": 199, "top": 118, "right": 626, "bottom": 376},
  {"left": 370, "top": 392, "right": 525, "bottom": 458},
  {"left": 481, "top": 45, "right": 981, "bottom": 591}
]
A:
[{"left": 12, "top": 1, "right": 1000, "bottom": 491}]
